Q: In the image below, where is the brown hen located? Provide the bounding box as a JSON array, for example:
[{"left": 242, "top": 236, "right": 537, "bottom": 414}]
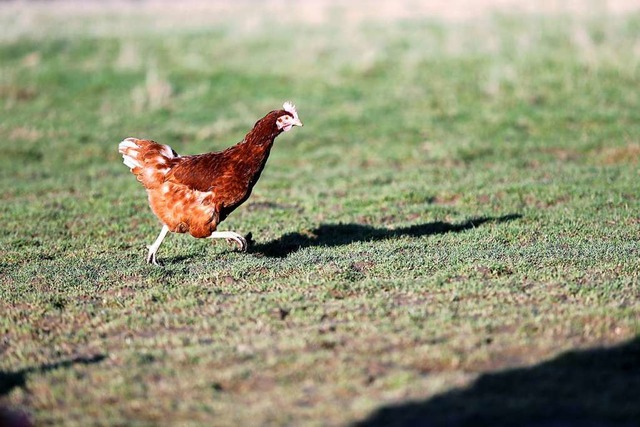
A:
[{"left": 118, "top": 102, "right": 303, "bottom": 265}]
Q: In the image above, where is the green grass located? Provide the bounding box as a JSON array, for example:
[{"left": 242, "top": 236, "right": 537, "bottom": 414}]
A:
[{"left": 1, "top": 3, "right": 639, "bottom": 426}]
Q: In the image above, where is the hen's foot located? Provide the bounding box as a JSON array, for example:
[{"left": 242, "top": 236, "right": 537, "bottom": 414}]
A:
[
  {"left": 209, "top": 231, "right": 248, "bottom": 252},
  {"left": 226, "top": 235, "right": 247, "bottom": 252},
  {"left": 146, "top": 224, "right": 170, "bottom": 266},
  {"left": 146, "top": 245, "right": 161, "bottom": 266}
]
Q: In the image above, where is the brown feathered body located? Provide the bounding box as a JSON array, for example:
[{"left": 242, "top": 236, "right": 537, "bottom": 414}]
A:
[{"left": 119, "top": 109, "right": 288, "bottom": 238}]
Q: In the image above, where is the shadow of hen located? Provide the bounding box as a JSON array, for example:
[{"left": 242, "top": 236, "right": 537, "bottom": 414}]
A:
[{"left": 250, "top": 214, "right": 521, "bottom": 258}]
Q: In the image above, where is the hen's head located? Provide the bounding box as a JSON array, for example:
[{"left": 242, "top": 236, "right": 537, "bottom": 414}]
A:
[{"left": 276, "top": 101, "right": 303, "bottom": 132}]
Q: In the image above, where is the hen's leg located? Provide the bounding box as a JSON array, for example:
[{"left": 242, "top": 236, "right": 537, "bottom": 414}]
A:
[
  {"left": 147, "top": 225, "right": 170, "bottom": 265},
  {"left": 208, "top": 231, "right": 247, "bottom": 252}
]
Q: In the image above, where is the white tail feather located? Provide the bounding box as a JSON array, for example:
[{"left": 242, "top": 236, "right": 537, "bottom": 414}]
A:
[
  {"left": 119, "top": 138, "right": 142, "bottom": 169},
  {"left": 118, "top": 138, "right": 138, "bottom": 150},
  {"left": 123, "top": 156, "right": 141, "bottom": 169}
]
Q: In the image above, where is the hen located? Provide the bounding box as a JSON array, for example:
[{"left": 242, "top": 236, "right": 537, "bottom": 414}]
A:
[{"left": 118, "top": 102, "right": 303, "bottom": 265}]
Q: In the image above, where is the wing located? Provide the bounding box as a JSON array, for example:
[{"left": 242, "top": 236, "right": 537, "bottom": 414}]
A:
[
  {"left": 166, "top": 146, "right": 257, "bottom": 217},
  {"left": 165, "top": 152, "right": 228, "bottom": 193}
]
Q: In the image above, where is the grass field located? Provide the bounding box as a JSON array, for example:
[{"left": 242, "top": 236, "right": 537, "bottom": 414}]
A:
[{"left": 1, "top": 1, "right": 639, "bottom": 425}]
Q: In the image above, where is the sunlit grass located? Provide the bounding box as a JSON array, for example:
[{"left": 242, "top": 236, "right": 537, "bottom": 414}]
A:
[{"left": 1, "top": 2, "right": 639, "bottom": 426}]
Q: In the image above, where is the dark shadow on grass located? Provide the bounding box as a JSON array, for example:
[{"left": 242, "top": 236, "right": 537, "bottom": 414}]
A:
[
  {"left": 0, "top": 354, "right": 106, "bottom": 397},
  {"left": 355, "top": 337, "right": 640, "bottom": 427},
  {"left": 250, "top": 214, "right": 522, "bottom": 258},
  {"left": 153, "top": 253, "right": 197, "bottom": 267}
]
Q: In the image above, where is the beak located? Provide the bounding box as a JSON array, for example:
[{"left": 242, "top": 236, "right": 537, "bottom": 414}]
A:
[{"left": 293, "top": 118, "right": 303, "bottom": 127}]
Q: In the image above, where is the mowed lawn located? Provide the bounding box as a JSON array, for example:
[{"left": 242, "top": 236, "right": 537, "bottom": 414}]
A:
[{"left": 1, "top": 2, "right": 639, "bottom": 426}]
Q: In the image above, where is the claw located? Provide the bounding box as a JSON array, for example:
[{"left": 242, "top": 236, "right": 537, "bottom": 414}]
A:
[
  {"left": 146, "top": 246, "right": 160, "bottom": 266},
  {"left": 208, "top": 231, "right": 249, "bottom": 253},
  {"left": 228, "top": 235, "right": 247, "bottom": 252},
  {"left": 145, "top": 225, "right": 169, "bottom": 266}
]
